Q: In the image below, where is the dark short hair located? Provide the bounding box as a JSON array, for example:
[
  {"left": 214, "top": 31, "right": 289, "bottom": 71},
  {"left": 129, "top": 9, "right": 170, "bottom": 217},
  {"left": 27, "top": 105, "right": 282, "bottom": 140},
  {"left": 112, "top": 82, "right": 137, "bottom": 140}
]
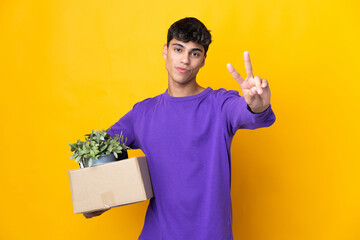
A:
[{"left": 167, "top": 17, "right": 212, "bottom": 55}]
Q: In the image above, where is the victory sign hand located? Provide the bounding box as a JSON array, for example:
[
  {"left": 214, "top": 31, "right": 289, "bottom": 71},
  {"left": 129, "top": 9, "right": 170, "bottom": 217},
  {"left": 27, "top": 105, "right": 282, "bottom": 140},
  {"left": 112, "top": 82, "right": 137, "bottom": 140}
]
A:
[{"left": 227, "top": 51, "right": 271, "bottom": 113}]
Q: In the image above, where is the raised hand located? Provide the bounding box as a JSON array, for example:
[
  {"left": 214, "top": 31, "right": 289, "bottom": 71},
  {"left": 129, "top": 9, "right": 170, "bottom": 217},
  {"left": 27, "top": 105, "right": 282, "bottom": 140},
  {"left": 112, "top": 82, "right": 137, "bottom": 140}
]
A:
[{"left": 227, "top": 51, "right": 271, "bottom": 113}]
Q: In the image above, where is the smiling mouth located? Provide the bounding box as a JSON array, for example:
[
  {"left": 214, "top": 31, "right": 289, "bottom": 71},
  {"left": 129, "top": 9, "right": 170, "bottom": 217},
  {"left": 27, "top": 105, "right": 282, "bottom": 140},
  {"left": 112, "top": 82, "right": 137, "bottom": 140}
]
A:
[{"left": 176, "top": 67, "right": 189, "bottom": 73}]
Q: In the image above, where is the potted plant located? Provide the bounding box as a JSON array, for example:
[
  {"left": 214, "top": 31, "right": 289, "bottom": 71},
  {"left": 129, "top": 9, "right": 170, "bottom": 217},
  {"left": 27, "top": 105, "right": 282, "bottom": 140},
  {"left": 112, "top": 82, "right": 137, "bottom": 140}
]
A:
[{"left": 69, "top": 128, "right": 131, "bottom": 168}]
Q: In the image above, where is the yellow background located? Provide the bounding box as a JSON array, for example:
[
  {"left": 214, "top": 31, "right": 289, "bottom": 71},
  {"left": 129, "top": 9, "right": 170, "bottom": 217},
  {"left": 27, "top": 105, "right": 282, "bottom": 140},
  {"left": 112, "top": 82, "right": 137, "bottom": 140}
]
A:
[{"left": 1, "top": 0, "right": 359, "bottom": 239}]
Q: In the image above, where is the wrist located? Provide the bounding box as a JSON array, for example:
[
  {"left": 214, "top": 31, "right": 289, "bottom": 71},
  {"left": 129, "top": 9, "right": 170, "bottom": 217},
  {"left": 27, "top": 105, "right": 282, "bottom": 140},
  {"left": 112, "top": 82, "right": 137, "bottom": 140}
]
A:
[{"left": 247, "top": 104, "right": 270, "bottom": 114}]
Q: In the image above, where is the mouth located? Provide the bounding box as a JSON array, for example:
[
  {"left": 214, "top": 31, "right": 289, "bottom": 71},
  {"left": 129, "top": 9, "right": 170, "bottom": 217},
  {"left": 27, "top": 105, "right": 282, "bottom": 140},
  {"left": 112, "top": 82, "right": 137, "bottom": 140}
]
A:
[{"left": 176, "top": 67, "right": 189, "bottom": 73}]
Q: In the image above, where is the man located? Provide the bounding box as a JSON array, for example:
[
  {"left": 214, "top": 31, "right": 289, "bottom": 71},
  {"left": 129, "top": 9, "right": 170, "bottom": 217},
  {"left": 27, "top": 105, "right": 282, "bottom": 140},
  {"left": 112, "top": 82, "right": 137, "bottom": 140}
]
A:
[{"left": 84, "top": 17, "right": 275, "bottom": 240}]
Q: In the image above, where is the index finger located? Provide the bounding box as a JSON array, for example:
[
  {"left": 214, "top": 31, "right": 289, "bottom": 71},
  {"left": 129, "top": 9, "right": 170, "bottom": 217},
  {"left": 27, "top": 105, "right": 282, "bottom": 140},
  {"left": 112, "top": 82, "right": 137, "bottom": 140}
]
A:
[
  {"left": 244, "top": 51, "right": 253, "bottom": 78},
  {"left": 227, "top": 63, "right": 244, "bottom": 85}
]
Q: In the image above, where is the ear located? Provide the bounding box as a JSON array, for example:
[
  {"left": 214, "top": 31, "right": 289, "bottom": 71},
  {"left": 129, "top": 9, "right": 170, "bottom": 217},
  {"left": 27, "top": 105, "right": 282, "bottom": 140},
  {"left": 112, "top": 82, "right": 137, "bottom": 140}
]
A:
[{"left": 162, "top": 44, "right": 168, "bottom": 59}]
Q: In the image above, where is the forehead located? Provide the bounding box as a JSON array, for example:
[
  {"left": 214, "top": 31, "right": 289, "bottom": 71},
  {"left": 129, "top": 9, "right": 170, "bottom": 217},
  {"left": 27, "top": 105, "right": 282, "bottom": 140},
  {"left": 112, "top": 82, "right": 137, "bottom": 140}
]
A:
[{"left": 169, "top": 39, "right": 204, "bottom": 51}]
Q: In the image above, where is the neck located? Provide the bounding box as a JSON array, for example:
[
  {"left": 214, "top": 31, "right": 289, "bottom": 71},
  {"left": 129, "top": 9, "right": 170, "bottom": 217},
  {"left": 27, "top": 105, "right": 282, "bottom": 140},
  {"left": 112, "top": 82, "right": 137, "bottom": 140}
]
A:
[{"left": 167, "top": 81, "right": 206, "bottom": 97}]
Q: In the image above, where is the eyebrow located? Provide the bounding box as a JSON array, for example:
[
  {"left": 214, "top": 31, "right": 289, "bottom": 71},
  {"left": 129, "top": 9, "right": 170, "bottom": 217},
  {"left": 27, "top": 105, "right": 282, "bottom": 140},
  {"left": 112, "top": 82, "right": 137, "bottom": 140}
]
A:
[{"left": 171, "top": 43, "right": 203, "bottom": 53}]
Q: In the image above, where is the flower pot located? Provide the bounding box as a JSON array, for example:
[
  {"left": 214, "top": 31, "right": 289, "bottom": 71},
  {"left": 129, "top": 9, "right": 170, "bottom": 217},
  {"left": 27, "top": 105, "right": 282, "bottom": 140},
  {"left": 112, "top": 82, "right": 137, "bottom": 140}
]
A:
[{"left": 79, "top": 150, "right": 128, "bottom": 168}]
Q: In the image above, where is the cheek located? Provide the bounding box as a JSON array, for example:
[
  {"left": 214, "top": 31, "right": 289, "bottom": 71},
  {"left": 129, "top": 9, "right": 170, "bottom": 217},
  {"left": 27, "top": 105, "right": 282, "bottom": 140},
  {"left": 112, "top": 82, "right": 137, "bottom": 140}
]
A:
[
  {"left": 192, "top": 63, "right": 202, "bottom": 72},
  {"left": 165, "top": 60, "right": 172, "bottom": 71}
]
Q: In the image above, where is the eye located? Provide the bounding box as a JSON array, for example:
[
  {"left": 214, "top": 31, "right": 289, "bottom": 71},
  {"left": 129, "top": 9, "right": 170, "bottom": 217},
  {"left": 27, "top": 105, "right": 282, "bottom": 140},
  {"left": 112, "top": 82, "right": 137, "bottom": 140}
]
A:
[
  {"left": 192, "top": 52, "right": 200, "bottom": 57},
  {"left": 174, "top": 48, "right": 181, "bottom": 52}
]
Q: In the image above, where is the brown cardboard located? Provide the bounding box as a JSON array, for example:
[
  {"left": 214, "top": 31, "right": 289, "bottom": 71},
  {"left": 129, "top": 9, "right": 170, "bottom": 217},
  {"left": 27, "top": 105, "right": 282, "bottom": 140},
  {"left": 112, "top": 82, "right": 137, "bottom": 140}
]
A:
[{"left": 68, "top": 156, "right": 153, "bottom": 214}]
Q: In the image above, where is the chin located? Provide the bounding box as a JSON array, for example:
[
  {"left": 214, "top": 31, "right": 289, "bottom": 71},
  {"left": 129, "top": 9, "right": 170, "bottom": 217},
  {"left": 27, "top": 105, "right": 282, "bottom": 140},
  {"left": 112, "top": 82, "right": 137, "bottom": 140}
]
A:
[{"left": 174, "top": 79, "right": 192, "bottom": 85}]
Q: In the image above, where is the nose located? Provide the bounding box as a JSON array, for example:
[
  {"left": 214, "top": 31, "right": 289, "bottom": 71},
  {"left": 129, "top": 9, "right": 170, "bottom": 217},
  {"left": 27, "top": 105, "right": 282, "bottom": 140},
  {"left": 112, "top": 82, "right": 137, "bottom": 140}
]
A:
[{"left": 180, "top": 53, "right": 190, "bottom": 65}]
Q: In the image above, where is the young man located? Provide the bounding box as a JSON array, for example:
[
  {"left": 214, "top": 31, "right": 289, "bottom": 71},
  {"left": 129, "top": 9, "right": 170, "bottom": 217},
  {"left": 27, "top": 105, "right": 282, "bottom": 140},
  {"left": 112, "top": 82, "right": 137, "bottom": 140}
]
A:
[{"left": 84, "top": 17, "right": 275, "bottom": 240}]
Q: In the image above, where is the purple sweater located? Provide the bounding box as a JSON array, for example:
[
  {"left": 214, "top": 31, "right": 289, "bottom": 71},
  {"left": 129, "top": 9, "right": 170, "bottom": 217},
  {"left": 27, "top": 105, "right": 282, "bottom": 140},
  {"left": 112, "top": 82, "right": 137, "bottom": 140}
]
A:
[{"left": 107, "top": 87, "right": 276, "bottom": 240}]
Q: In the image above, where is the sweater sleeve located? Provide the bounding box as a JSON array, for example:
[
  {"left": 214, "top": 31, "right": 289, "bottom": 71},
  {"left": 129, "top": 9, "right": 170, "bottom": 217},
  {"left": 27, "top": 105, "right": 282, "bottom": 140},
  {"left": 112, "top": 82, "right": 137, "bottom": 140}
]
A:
[
  {"left": 106, "top": 103, "right": 141, "bottom": 149},
  {"left": 221, "top": 90, "right": 276, "bottom": 135}
]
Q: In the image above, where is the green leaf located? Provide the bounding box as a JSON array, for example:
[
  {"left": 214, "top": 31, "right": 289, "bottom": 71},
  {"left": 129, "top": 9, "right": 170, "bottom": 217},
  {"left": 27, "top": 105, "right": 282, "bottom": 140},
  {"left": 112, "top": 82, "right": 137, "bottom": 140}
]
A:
[
  {"left": 69, "top": 128, "right": 131, "bottom": 166},
  {"left": 69, "top": 143, "right": 78, "bottom": 152},
  {"left": 75, "top": 156, "right": 81, "bottom": 162},
  {"left": 90, "top": 150, "right": 95, "bottom": 158}
]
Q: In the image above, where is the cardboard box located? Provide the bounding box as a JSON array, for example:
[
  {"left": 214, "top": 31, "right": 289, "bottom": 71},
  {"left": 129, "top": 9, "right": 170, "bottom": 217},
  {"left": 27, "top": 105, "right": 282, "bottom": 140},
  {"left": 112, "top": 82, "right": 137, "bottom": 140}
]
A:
[{"left": 68, "top": 156, "right": 153, "bottom": 214}]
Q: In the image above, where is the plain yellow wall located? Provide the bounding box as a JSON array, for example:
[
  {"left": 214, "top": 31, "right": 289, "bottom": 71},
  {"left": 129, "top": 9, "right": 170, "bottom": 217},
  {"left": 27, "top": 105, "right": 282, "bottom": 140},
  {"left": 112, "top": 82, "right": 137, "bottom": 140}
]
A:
[{"left": 1, "top": 0, "right": 359, "bottom": 239}]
